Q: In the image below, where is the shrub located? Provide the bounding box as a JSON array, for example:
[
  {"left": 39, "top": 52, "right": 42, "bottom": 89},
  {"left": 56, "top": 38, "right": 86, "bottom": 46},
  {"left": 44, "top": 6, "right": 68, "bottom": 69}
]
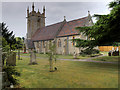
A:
[
  {"left": 2, "top": 66, "right": 20, "bottom": 86},
  {"left": 80, "top": 48, "right": 100, "bottom": 55}
]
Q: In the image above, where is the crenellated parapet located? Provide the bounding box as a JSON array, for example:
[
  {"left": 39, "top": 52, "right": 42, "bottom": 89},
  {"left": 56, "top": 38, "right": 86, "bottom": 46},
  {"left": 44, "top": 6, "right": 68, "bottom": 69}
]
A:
[{"left": 26, "top": 2, "right": 46, "bottom": 39}]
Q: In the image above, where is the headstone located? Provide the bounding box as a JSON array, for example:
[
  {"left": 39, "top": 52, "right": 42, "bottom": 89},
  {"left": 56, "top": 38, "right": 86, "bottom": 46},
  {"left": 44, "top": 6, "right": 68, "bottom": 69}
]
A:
[
  {"left": 6, "top": 52, "right": 16, "bottom": 66},
  {"left": 29, "top": 49, "right": 37, "bottom": 65},
  {"left": 13, "top": 52, "right": 16, "bottom": 66},
  {"left": 73, "top": 52, "right": 77, "bottom": 59}
]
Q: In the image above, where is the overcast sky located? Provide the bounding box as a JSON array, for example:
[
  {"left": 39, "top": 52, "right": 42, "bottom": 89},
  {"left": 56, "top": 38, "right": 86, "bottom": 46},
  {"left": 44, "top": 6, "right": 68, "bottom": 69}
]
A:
[{"left": 1, "top": 0, "right": 113, "bottom": 37}]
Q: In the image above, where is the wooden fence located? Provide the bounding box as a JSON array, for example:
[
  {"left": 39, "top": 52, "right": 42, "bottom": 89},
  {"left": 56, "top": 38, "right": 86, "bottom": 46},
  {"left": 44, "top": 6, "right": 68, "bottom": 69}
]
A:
[{"left": 98, "top": 46, "right": 120, "bottom": 51}]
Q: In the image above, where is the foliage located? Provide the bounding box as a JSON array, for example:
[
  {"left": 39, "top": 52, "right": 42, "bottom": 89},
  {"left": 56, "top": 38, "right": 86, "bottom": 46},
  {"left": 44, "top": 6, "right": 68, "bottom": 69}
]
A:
[
  {"left": 15, "top": 37, "right": 24, "bottom": 49},
  {"left": 1, "top": 22, "right": 20, "bottom": 88},
  {"left": 2, "top": 38, "right": 10, "bottom": 52},
  {"left": 74, "top": 0, "right": 120, "bottom": 49},
  {"left": 80, "top": 48, "right": 100, "bottom": 55},
  {"left": 2, "top": 66, "right": 20, "bottom": 85},
  {"left": 1, "top": 22, "right": 16, "bottom": 51},
  {"left": 112, "top": 42, "right": 120, "bottom": 47}
]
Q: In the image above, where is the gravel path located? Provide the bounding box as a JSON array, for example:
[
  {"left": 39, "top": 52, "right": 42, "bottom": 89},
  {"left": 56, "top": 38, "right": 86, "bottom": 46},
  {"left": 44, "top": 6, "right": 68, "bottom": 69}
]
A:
[{"left": 20, "top": 55, "right": 119, "bottom": 64}]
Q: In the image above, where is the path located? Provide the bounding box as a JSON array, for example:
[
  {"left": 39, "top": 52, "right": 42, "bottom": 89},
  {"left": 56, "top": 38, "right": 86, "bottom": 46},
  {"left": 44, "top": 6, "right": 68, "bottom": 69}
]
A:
[
  {"left": 58, "top": 55, "right": 118, "bottom": 64},
  {"left": 20, "top": 54, "right": 119, "bottom": 64}
]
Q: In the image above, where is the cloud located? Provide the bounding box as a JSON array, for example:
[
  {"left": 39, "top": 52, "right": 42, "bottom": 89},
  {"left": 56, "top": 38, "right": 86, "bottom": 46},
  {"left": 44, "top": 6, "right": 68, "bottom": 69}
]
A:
[{"left": 2, "top": 2, "right": 111, "bottom": 37}]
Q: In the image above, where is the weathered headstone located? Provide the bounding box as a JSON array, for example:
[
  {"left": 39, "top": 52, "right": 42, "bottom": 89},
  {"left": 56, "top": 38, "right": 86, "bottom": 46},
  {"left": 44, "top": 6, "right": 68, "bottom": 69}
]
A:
[
  {"left": 73, "top": 52, "right": 77, "bottom": 59},
  {"left": 29, "top": 49, "right": 37, "bottom": 65},
  {"left": 6, "top": 52, "right": 16, "bottom": 66}
]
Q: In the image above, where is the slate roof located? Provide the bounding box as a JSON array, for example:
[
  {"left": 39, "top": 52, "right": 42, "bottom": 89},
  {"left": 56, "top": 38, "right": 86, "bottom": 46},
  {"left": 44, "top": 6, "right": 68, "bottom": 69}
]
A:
[
  {"left": 32, "top": 22, "right": 63, "bottom": 41},
  {"left": 57, "top": 17, "right": 88, "bottom": 37},
  {"left": 32, "top": 16, "right": 88, "bottom": 41}
]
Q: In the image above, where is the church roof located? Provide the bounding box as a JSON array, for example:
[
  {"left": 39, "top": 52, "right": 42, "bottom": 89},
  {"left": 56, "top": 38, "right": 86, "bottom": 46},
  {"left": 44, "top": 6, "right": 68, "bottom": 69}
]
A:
[
  {"left": 32, "top": 22, "right": 63, "bottom": 41},
  {"left": 32, "top": 16, "right": 88, "bottom": 41},
  {"left": 57, "top": 17, "right": 88, "bottom": 37}
]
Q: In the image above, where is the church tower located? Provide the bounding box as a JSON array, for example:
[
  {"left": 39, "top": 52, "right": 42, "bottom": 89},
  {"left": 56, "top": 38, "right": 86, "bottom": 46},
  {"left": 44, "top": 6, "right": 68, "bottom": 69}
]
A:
[{"left": 27, "top": 2, "right": 45, "bottom": 39}]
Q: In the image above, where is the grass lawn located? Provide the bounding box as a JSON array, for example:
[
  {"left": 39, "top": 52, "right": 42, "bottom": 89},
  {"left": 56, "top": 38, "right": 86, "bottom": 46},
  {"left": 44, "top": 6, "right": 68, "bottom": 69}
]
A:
[
  {"left": 15, "top": 56, "right": 118, "bottom": 88},
  {"left": 20, "top": 53, "right": 89, "bottom": 59},
  {"left": 92, "top": 56, "right": 120, "bottom": 62},
  {"left": 100, "top": 51, "right": 108, "bottom": 56}
]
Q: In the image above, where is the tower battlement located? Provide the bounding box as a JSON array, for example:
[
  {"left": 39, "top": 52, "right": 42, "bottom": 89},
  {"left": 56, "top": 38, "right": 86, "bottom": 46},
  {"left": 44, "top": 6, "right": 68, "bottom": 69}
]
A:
[{"left": 27, "top": 2, "right": 45, "bottom": 39}]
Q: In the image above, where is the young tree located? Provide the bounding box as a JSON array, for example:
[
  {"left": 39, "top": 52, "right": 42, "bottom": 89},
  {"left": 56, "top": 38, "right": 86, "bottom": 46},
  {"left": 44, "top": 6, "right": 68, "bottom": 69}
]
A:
[
  {"left": 47, "top": 40, "right": 57, "bottom": 72},
  {"left": 15, "top": 37, "right": 23, "bottom": 60}
]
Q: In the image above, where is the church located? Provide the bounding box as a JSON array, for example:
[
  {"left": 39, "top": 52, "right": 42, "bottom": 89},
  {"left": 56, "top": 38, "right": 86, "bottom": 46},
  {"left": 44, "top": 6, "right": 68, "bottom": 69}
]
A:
[{"left": 26, "top": 3, "right": 94, "bottom": 55}]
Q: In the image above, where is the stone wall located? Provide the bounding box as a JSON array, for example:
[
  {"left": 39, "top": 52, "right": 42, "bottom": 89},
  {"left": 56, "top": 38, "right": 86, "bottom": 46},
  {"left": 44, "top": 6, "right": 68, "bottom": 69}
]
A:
[
  {"left": 56, "top": 34, "right": 87, "bottom": 55},
  {"left": 34, "top": 34, "right": 88, "bottom": 55}
]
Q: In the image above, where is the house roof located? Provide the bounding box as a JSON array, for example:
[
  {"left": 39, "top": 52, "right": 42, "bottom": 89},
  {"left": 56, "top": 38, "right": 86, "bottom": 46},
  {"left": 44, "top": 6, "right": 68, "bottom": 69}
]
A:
[
  {"left": 32, "top": 16, "right": 88, "bottom": 41},
  {"left": 57, "top": 17, "right": 88, "bottom": 37},
  {"left": 32, "top": 22, "right": 63, "bottom": 41}
]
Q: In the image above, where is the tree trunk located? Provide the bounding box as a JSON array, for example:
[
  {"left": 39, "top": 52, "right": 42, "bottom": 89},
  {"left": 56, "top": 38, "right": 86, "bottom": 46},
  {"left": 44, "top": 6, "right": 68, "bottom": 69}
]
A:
[
  {"left": 18, "top": 49, "right": 20, "bottom": 60},
  {"left": 49, "top": 56, "right": 53, "bottom": 72},
  {"left": 23, "top": 44, "right": 26, "bottom": 53}
]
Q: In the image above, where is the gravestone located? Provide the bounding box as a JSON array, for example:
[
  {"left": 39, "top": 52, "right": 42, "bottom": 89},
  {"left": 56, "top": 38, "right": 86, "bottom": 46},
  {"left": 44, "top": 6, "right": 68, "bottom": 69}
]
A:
[
  {"left": 6, "top": 52, "right": 16, "bottom": 66},
  {"left": 29, "top": 49, "right": 37, "bottom": 65},
  {"left": 73, "top": 52, "right": 77, "bottom": 59}
]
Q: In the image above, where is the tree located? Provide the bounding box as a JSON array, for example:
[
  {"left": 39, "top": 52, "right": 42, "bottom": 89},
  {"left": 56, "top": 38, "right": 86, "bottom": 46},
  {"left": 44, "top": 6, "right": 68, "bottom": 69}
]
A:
[
  {"left": 1, "top": 22, "right": 20, "bottom": 88},
  {"left": 74, "top": 0, "right": 120, "bottom": 49},
  {"left": 15, "top": 37, "right": 23, "bottom": 60},
  {"left": 2, "top": 22, "right": 16, "bottom": 51},
  {"left": 47, "top": 40, "right": 57, "bottom": 72}
]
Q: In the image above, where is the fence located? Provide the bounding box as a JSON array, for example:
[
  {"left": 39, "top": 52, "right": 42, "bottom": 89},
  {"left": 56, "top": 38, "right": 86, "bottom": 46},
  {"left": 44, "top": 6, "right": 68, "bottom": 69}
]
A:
[{"left": 98, "top": 46, "right": 120, "bottom": 51}]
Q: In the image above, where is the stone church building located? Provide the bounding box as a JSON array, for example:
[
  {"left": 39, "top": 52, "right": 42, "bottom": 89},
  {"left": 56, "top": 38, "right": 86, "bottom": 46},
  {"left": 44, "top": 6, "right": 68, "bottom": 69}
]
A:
[{"left": 26, "top": 3, "right": 94, "bottom": 55}]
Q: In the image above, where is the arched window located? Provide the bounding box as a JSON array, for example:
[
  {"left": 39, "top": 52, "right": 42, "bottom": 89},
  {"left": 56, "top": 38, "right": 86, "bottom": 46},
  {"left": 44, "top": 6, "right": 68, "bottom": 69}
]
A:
[{"left": 58, "top": 39, "right": 61, "bottom": 47}]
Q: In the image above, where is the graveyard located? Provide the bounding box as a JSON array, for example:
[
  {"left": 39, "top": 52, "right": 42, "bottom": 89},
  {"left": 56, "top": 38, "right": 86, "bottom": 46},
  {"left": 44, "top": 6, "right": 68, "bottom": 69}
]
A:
[
  {"left": 1, "top": 0, "right": 120, "bottom": 89},
  {"left": 12, "top": 52, "right": 119, "bottom": 88}
]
